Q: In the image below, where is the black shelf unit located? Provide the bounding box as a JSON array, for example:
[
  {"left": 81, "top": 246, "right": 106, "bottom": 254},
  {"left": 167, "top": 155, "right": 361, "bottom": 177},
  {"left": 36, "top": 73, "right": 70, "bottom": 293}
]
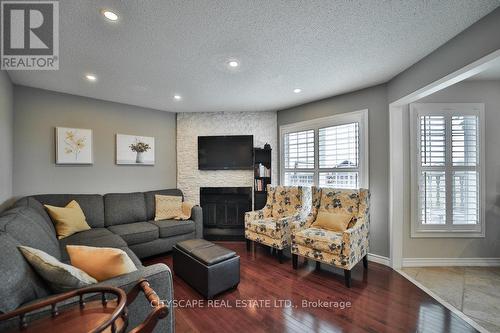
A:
[{"left": 253, "top": 147, "right": 272, "bottom": 210}]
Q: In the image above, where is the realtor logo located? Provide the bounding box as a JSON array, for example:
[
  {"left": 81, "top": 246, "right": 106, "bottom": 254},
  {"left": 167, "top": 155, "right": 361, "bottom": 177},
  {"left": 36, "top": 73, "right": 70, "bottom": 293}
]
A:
[{"left": 1, "top": 0, "right": 59, "bottom": 70}]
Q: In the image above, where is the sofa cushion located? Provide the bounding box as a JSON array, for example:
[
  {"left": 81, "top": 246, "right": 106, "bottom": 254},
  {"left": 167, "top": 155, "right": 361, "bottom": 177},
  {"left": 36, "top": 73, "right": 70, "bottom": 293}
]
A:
[
  {"left": 58, "top": 228, "right": 127, "bottom": 262},
  {"left": 154, "top": 195, "right": 183, "bottom": 221},
  {"left": 0, "top": 207, "right": 61, "bottom": 260},
  {"left": 14, "top": 197, "right": 54, "bottom": 232},
  {"left": 312, "top": 210, "right": 353, "bottom": 232},
  {"left": 29, "top": 194, "right": 105, "bottom": 228},
  {"left": 104, "top": 193, "right": 147, "bottom": 226},
  {"left": 245, "top": 217, "right": 284, "bottom": 238},
  {"left": 44, "top": 200, "right": 91, "bottom": 239},
  {"left": 19, "top": 246, "right": 97, "bottom": 293},
  {"left": 144, "top": 189, "right": 184, "bottom": 221},
  {"left": 67, "top": 245, "right": 138, "bottom": 282},
  {"left": 120, "top": 247, "right": 143, "bottom": 268},
  {"left": 292, "top": 227, "right": 343, "bottom": 254},
  {"left": 0, "top": 232, "right": 51, "bottom": 313},
  {"left": 151, "top": 219, "right": 195, "bottom": 238},
  {"left": 108, "top": 222, "right": 159, "bottom": 246}
]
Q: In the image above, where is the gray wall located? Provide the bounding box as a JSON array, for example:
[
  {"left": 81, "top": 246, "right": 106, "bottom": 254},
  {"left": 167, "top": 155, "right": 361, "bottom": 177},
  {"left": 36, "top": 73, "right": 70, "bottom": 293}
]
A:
[
  {"left": 403, "top": 80, "right": 500, "bottom": 258},
  {"left": 0, "top": 71, "right": 13, "bottom": 211},
  {"left": 277, "top": 84, "right": 389, "bottom": 258},
  {"left": 388, "top": 7, "right": 500, "bottom": 103},
  {"left": 13, "top": 86, "right": 177, "bottom": 197}
]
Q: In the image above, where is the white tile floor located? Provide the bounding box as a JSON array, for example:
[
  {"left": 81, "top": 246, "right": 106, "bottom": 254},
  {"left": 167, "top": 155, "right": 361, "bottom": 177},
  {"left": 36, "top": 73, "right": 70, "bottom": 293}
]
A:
[{"left": 402, "top": 267, "right": 500, "bottom": 333}]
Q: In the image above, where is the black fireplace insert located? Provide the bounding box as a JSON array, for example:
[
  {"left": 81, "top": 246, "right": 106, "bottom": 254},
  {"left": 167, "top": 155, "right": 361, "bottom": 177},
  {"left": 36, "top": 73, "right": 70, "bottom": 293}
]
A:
[{"left": 200, "top": 187, "right": 252, "bottom": 241}]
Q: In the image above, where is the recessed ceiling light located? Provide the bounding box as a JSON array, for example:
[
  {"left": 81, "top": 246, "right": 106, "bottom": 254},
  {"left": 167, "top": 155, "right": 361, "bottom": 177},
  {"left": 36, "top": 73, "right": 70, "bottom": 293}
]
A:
[
  {"left": 174, "top": 94, "right": 182, "bottom": 101},
  {"left": 101, "top": 9, "right": 118, "bottom": 22},
  {"left": 227, "top": 59, "right": 240, "bottom": 68},
  {"left": 293, "top": 88, "right": 302, "bottom": 93},
  {"left": 85, "top": 74, "right": 97, "bottom": 81}
]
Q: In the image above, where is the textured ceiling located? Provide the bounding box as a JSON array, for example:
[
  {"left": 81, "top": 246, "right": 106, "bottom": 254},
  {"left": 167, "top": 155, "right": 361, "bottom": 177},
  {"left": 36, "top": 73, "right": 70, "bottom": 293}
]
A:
[{"left": 7, "top": 0, "right": 500, "bottom": 112}]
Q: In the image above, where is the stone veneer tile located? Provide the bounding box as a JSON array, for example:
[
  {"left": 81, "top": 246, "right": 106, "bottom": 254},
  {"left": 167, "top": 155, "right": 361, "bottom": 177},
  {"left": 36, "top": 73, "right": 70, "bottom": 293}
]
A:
[
  {"left": 412, "top": 267, "right": 465, "bottom": 310},
  {"left": 177, "top": 111, "right": 278, "bottom": 205},
  {"left": 462, "top": 267, "right": 500, "bottom": 332},
  {"left": 403, "top": 267, "right": 500, "bottom": 333}
]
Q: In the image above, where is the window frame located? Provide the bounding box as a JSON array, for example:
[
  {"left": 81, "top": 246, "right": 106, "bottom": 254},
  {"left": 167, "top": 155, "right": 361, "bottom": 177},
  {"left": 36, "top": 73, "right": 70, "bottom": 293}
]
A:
[
  {"left": 279, "top": 109, "right": 369, "bottom": 189},
  {"left": 410, "top": 103, "right": 485, "bottom": 238}
]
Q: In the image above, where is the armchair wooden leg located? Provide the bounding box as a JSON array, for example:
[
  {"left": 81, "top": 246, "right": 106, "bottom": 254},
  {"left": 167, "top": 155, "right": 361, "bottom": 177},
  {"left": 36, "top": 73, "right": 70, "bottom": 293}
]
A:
[
  {"left": 246, "top": 239, "right": 251, "bottom": 252},
  {"left": 363, "top": 255, "right": 368, "bottom": 269},
  {"left": 315, "top": 261, "right": 321, "bottom": 271},
  {"left": 292, "top": 254, "right": 298, "bottom": 269},
  {"left": 344, "top": 269, "right": 352, "bottom": 288},
  {"left": 277, "top": 249, "right": 284, "bottom": 264}
]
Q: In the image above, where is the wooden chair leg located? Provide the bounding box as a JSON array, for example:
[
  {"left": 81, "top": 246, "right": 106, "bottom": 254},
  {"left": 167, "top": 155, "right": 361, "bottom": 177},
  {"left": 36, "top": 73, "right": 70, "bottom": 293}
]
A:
[
  {"left": 292, "top": 254, "right": 298, "bottom": 269},
  {"left": 344, "top": 269, "right": 352, "bottom": 288},
  {"left": 278, "top": 249, "right": 284, "bottom": 264},
  {"left": 363, "top": 255, "right": 368, "bottom": 269},
  {"left": 315, "top": 261, "right": 321, "bottom": 271},
  {"left": 246, "top": 239, "right": 251, "bottom": 252}
]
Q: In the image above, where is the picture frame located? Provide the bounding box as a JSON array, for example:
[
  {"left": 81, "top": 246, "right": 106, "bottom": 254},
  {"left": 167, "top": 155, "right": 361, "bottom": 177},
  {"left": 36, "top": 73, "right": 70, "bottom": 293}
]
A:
[
  {"left": 55, "top": 127, "right": 93, "bottom": 165},
  {"left": 116, "top": 134, "right": 155, "bottom": 165}
]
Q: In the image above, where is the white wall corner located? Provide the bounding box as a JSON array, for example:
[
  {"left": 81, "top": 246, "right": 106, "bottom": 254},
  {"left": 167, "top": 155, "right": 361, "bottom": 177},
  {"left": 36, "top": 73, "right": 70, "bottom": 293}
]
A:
[{"left": 368, "top": 253, "right": 390, "bottom": 266}]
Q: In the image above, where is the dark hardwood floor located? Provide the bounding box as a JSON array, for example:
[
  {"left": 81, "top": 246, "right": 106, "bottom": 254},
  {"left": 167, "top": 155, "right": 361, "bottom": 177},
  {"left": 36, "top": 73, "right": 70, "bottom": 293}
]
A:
[{"left": 144, "top": 242, "right": 478, "bottom": 333}]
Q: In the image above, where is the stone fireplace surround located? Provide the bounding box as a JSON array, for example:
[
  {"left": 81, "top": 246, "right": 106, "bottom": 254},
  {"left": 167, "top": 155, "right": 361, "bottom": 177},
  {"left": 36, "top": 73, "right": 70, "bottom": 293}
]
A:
[{"left": 177, "top": 111, "right": 277, "bottom": 239}]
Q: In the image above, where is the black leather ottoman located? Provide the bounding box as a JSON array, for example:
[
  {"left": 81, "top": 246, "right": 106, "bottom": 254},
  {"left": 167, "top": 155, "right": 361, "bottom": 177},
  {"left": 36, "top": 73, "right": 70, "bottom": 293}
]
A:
[{"left": 173, "top": 239, "right": 240, "bottom": 299}]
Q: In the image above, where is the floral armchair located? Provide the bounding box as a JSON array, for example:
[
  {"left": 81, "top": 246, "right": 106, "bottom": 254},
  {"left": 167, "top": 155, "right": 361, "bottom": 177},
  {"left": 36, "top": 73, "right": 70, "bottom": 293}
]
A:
[
  {"left": 291, "top": 187, "right": 370, "bottom": 287},
  {"left": 245, "top": 185, "right": 311, "bottom": 263}
]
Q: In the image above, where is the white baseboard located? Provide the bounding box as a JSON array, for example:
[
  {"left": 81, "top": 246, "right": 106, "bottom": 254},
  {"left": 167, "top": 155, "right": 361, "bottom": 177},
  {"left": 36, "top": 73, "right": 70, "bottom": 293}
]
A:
[
  {"left": 368, "top": 253, "right": 390, "bottom": 266},
  {"left": 403, "top": 257, "right": 500, "bottom": 267}
]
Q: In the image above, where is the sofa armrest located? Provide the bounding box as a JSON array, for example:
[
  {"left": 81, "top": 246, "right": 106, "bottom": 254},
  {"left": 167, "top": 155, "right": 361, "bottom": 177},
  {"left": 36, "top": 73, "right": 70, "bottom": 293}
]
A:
[
  {"left": 190, "top": 205, "right": 203, "bottom": 239},
  {"left": 0, "top": 264, "right": 175, "bottom": 333},
  {"left": 244, "top": 209, "right": 268, "bottom": 225},
  {"left": 95, "top": 264, "right": 174, "bottom": 333},
  {"left": 341, "top": 217, "right": 369, "bottom": 258},
  {"left": 275, "top": 213, "right": 300, "bottom": 228}
]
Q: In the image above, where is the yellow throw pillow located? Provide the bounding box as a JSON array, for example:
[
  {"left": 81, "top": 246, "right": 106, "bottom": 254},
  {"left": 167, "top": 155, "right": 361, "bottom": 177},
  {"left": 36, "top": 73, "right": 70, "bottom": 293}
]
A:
[
  {"left": 18, "top": 246, "right": 97, "bottom": 292},
  {"left": 154, "top": 195, "right": 181, "bottom": 220},
  {"left": 174, "top": 202, "right": 195, "bottom": 220},
  {"left": 44, "top": 200, "right": 91, "bottom": 239},
  {"left": 67, "top": 245, "right": 137, "bottom": 282},
  {"left": 312, "top": 210, "right": 353, "bottom": 232}
]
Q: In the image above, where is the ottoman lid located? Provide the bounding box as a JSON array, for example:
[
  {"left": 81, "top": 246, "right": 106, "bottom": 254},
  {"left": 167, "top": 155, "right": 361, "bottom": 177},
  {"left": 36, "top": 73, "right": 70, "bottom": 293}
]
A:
[
  {"left": 176, "top": 239, "right": 214, "bottom": 254},
  {"left": 191, "top": 245, "right": 237, "bottom": 266}
]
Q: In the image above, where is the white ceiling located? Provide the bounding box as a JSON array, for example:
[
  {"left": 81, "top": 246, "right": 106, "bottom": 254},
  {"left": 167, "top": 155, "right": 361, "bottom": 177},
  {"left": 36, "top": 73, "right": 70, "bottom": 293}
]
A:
[
  {"left": 468, "top": 56, "right": 500, "bottom": 80},
  {"left": 7, "top": 0, "right": 500, "bottom": 112}
]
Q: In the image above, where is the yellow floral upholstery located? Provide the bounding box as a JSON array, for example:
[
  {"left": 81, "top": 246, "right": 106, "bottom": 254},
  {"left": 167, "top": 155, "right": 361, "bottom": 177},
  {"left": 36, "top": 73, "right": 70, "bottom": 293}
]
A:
[
  {"left": 292, "top": 227, "right": 343, "bottom": 254},
  {"left": 291, "top": 188, "right": 370, "bottom": 270},
  {"left": 303, "top": 186, "right": 322, "bottom": 228},
  {"left": 272, "top": 186, "right": 301, "bottom": 218},
  {"left": 245, "top": 185, "right": 311, "bottom": 250}
]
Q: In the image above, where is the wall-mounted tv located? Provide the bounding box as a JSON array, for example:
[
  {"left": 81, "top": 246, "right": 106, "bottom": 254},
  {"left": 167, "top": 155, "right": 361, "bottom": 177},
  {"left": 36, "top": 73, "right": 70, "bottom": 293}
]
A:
[{"left": 198, "top": 135, "right": 254, "bottom": 170}]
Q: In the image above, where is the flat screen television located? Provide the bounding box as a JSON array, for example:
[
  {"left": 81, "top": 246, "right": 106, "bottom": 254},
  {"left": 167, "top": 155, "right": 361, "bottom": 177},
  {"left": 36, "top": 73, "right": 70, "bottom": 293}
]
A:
[{"left": 198, "top": 135, "right": 254, "bottom": 170}]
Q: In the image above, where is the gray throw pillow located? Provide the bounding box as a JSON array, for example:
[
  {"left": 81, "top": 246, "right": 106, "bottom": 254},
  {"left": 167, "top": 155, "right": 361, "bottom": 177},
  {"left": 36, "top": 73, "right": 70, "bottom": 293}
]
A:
[{"left": 18, "top": 246, "right": 97, "bottom": 293}]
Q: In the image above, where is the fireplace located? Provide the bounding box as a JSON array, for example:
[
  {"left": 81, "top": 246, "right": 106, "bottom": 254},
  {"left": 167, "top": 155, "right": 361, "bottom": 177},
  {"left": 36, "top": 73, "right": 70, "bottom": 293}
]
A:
[{"left": 200, "top": 187, "right": 252, "bottom": 240}]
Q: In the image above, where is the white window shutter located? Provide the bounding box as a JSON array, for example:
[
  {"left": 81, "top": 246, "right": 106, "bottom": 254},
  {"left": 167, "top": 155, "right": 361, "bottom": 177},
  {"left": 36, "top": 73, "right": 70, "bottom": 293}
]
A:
[{"left": 283, "top": 130, "right": 314, "bottom": 169}]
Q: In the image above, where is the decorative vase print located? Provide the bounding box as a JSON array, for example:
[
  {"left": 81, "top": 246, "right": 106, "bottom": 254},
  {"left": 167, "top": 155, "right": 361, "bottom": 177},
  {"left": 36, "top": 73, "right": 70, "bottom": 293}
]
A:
[{"left": 136, "top": 152, "right": 144, "bottom": 163}]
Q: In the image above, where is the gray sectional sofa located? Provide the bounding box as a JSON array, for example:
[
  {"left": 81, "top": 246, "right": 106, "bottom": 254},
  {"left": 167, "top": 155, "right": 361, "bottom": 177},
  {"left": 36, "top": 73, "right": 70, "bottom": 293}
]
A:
[{"left": 0, "top": 189, "right": 203, "bottom": 333}]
